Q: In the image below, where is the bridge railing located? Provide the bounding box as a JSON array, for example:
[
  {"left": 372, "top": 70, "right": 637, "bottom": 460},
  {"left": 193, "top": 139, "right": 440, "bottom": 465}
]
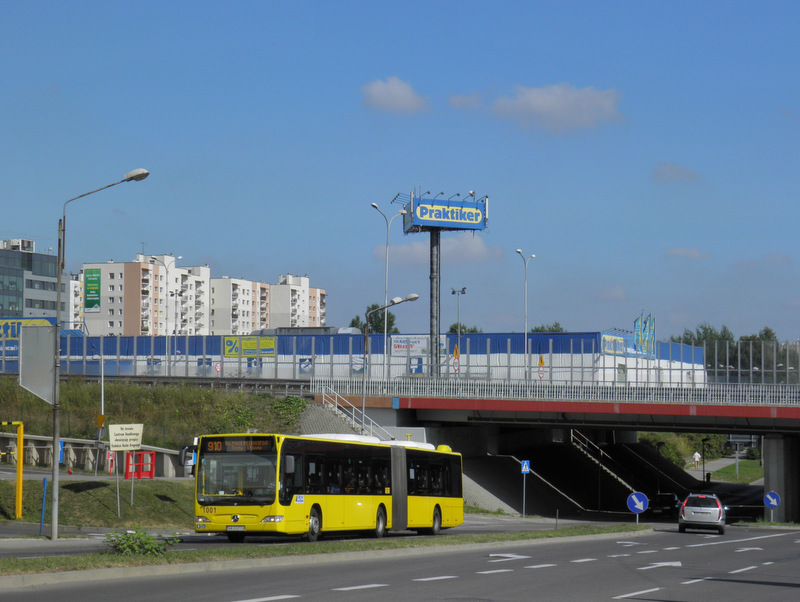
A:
[{"left": 310, "top": 378, "right": 800, "bottom": 406}]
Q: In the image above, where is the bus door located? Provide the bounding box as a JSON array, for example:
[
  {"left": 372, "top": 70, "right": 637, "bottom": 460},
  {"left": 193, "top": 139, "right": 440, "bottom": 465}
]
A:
[{"left": 390, "top": 446, "right": 408, "bottom": 530}]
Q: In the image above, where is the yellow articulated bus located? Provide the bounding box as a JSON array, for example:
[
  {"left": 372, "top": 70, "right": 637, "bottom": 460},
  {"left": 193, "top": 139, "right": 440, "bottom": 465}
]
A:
[{"left": 186, "top": 433, "right": 463, "bottom": 543}]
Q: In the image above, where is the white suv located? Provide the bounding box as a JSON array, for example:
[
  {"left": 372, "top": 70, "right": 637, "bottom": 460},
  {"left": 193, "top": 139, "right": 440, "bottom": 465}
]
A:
[{"left": 678, "top": 493, "right": 727, "bottom": 534}]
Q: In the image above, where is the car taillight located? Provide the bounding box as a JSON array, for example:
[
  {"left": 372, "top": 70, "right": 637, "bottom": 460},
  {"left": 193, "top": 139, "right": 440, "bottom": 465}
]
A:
[{"left": 681, "top": 498, "right": 688, "bottom": 518}]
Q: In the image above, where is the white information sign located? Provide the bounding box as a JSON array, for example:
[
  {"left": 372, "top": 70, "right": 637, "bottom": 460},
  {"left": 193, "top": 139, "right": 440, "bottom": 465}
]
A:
[{"left": 109, "top": 424, "right": 144, "bottom": 452}]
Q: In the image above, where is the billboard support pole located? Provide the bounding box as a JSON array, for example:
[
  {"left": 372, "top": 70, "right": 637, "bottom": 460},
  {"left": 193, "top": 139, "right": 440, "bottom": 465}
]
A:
[{"left": 430, "top": 228, "right": 440, "bottom": 378}]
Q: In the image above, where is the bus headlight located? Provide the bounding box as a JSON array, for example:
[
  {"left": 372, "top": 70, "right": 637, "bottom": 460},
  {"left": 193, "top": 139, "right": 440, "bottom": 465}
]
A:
[
  {"left": 195, "top": 516, "right": 211, "bottom": 523},
  {"left": 261, "top": 516, "right": 284, "bottom": 523}
]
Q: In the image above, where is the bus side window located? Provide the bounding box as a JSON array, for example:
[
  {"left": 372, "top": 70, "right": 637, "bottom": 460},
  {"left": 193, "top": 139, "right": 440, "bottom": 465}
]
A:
[{"left": 327, "top": 461, "right": 342, "bottom": 493}]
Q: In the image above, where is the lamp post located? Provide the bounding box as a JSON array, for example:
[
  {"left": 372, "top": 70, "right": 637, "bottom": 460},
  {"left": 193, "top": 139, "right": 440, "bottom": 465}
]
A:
[
  {"left": 515, "top": 249, "right": 535, "bottom": 379},
  {"left": 701, "top": 437, "right": 710, "bottom": 489},
  {"left": 451, "top": 287, "right": 466, "bottom": 376},
  {"left": 370, "top": 203, "right": 407, "bottom": 379},
  {"left": 52, "top": 168, "right": 149, "bottom": 539},
  {"left": 150, "top": 255, "right": 182, "bottom": 377},
  {"left": 361, "top": 293, "right": 419, "bottom": 433}
]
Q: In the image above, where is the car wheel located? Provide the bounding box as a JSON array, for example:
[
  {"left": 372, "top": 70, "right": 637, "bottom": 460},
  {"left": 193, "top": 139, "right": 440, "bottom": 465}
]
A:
[
  {"left": 718, "top": 525, "right": 725, "bottom": 535},
  {"left": 678, "top": 524, "right": 686, "bottom": 533}
]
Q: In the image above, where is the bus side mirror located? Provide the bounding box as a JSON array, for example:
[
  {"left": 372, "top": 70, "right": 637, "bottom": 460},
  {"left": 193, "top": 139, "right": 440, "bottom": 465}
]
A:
[
  {"left": 284, "top": 455, "right": 295, "bottom": 474},
  {"left": 180, "top": 445, "right": 196, "bottom": 467}
]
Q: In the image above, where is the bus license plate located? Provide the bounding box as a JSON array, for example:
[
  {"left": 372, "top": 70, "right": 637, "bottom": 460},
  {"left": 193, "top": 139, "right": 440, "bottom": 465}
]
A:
[{"left": 226, "top": 526, "right": 245, "bottom": 532}]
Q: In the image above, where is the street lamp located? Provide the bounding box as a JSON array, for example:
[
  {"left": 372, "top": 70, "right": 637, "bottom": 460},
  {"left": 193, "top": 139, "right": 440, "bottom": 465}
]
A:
[
  {"left": 52, "top": 168, "right": 149, "bottom": 539},
  {"left": 451, "top": 287, "right": 466, "bottom": 376},
  {"left": 361, "top": 293, "right": 419, "bottom": 433},
  {"left": 370, "top": 203, "right": 407, "bottom": 379},
  {"left": 149, "top": 255, "right": 182, "bottom": 377},
  {"left": 702, "top": 437, "right": 710, "bottom": 489},
  {"left": 515, "top": 249, "right": 536, "bottom": 379}
]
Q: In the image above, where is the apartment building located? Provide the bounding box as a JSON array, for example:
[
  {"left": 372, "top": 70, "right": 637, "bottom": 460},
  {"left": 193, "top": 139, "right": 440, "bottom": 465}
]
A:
[
  {"left": 0, "top": 239, "right": 60, "bottom": 321},
  {"left": 81, "top": 254, "right": 211, "bottom": 336},
  {"left": 4, "top": 239, "right": 326, "bottom": 335},
  {"left": 269, "top": 274, "right": 327, "bottom": 328}
]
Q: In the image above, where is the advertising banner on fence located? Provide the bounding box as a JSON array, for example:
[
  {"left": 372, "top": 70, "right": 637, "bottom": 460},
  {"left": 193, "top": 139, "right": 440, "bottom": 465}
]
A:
[{"left": 223, "top": 336, "right": 276, "bottom": 358}]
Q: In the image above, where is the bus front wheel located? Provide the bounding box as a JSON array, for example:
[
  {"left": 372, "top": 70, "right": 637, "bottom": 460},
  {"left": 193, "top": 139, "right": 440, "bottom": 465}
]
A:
[
  {"left": 374, "top": 507, "right": 387, "bottom": 538},
  {"left": 305, "top": 507, "right": 322, "bottom": 542}
]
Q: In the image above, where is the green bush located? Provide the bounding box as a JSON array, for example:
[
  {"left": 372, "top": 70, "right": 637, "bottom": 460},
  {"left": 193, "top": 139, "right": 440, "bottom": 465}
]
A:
[{"left": 105, "top": 527, "right": 179, "bottom": 556}]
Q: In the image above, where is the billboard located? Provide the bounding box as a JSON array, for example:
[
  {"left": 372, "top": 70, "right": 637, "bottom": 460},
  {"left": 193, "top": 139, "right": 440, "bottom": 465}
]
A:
[
  {"left": 403, "top": 197, "right": 488, "bottom": 233},
  {"left": 223, "top": 336, "right": 277, "bottom": 358},
  {"left": 84, "top": 268, "right": 101, "bottom": 313}
]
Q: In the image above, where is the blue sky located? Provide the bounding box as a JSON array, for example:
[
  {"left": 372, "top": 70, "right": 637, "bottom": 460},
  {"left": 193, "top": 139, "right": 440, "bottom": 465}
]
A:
[{"left": 3, "top": 1, "right": 799, "bottom": 340}]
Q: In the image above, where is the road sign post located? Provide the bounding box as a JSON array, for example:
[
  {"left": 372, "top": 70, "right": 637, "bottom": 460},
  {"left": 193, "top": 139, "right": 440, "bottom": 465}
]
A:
[
  {"left": 627, "top": 492, "right": 649, "bottom": 524},
  {"left": 764, "top": 491, "right": 781, "bottom": 522},
  {"left": 521, "top": 460, "right": 531, "bottom": 518}
]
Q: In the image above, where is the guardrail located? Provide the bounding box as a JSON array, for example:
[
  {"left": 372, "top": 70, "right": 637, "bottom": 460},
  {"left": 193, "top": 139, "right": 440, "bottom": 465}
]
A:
[{"left": 311, "top": 378, "right": 800, "bottom": 407}]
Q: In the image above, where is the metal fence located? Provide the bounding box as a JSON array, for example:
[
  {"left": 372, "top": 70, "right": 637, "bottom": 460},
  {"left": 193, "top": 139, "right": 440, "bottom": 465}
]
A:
[{"left": 2, "top": 333, "right": 798, "bottom": 399}]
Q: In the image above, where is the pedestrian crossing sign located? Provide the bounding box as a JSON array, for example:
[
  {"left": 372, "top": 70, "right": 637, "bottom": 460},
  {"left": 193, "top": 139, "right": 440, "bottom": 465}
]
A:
[{"left": 521, "top": 460, "right": 531, "bottom": 474}]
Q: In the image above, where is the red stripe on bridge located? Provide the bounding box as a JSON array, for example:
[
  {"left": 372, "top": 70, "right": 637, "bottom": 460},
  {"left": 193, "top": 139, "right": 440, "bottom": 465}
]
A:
[{"left": 396, "top": 397, "right": 800, "bottom": 419}]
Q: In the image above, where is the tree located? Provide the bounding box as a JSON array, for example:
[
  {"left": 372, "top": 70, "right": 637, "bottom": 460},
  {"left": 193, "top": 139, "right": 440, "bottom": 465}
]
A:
[
  {"left": 349, "top": 304, "right": 399, "bottom": 335},
  {"left": 531, "top": 322, "right": 566, "bottom": 333},
  {"left": 448, "top": 322, "right": 482, "bottom": 334}
]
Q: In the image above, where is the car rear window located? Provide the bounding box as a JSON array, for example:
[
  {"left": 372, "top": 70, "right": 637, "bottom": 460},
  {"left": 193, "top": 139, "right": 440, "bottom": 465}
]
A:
[{"left": 687, "top": 496, "right": 719, "bottom": 508}]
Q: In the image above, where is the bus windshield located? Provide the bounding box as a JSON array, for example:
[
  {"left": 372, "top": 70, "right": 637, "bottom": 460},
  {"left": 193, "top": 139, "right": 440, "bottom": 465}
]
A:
[{"left": 197, "top": 436, "right": 277, "bottom": 506}]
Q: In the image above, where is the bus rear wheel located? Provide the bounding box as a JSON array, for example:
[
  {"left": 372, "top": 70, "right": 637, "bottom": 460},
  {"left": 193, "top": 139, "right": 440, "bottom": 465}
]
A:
[
  {"left": 429, "top": 507, "right": 442, "bottom": 535},
  {"left": 374, "top": 507, "right": 387, "bottom": 538},
  {"left": 305, "top": 507, "right": 322, "bottom": 542}
]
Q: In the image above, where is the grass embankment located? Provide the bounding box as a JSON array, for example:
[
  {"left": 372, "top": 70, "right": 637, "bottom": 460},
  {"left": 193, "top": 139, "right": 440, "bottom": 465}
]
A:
[
  {"left": 0, "top": 377, "right": 308, "bottom": 450},
  {"left": 0, "top": 478, "right": 648, "bottom": 576},
  {"left": 712, "top": 459, "right": 763, "bottom": 484},
  {"left": 0, "top": 479, "right": 195, "bottom": 528}
]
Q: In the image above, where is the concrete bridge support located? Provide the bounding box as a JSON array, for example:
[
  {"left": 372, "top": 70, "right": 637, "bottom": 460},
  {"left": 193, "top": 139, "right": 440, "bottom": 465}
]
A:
[{"left": 763, "top": 434, "right": 800, "bottom": 522}]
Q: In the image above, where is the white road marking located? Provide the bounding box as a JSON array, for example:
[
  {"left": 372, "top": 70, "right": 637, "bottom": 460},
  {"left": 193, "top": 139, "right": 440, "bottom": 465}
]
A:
[
  {"left": 236, "top": 594, "right": 300, "bottom": 602},
  {"left": 413, "top": 576, "right": 458, "bottom": 582},
  {"left": 662, "top": 546, "right": 680, "bottom": 550},
  {"left": 729, "top": 566, "right": 758, "bottom": 574},
  {"left": 638, "top": 561, "right": 682, "bottom": 571},
  {"left": 636, "top": 550, "right": 658, "bottom": 554},
  {"left": 735, "top": 547, "right": 763, "bottom": 552},
  {"left": 477, "top": 569, "right": 514, "bottom": 574},
  {"left": 682, "top": 577, "right": 711, "bottom": 585},
  {"left": 489, "top": 553, "right": 531, "bottom": 562},
  {"left": 608, "top": 554, "right": 631, "bottom": 558},
  {"left": 525, "top": 564, "right": 557, "bottom": 569},
  {"left": 332, "top": 584, "right": 388, "bottom": 591},
  {"left": 687, "top": 532, "right": 791, "bottom": 548},
  {"left": 570, "top": 558, "right": 596, "bottom": 563},
  {"left": 613, "top": 587, "right": 661, "bottom": 599}
]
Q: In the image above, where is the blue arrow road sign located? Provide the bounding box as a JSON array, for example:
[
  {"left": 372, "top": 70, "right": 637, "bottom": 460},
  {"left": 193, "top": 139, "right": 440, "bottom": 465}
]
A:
[
  {"left": 627, "top": 492, "right": 649, "bottom": 514},
  {"left": 521, "top": 460, "right": 531, "bottom": 474},
  {"left": 764, "top": 491, "right": 781, "bottom": 508}
]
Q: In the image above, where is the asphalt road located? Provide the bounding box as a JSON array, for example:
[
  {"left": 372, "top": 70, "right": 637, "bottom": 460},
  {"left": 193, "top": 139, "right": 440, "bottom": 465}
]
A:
[{"left": 3, "top": 525, "right": 799, "bottom": 601}]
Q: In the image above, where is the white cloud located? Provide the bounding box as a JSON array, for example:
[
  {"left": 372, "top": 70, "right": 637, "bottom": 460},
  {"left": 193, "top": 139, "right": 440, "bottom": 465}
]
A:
[
  {"left": 492, "top": 83, "right": 622, "bottom": 132},
  {"left": 449, "top": 93, "right": 481, "bottom": 109},
  {"left": 361, "top": 76, "right": 428, "bottom": 113},
  {"left": 598, "top": 285, "right": 628, "bottom": 302},
  {"left": 667, "top": 247, "right": 712, "bottom": 260},
  {"left": 653, "top": 162, "right": 703, "bottom": 183},
  {"left": 374, "top": 233, "right": 502, "bottom": 266}
]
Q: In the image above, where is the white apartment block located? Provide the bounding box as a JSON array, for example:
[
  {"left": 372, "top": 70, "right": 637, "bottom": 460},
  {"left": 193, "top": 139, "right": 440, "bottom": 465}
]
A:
[
  {"left": 81, "top": 254, "right": 211, "bottom": 337},
  {"left": 269, "top": 274, "right": 327, "bottom": 328},
  {"left": 13, "top": 239, "right": 327, "bottom": 336}
]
